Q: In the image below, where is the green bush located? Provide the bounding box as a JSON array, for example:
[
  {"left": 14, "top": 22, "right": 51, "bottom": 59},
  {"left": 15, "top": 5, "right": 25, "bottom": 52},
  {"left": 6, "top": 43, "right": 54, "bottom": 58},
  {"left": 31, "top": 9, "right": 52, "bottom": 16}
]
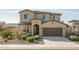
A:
[
  {"left": 1, "top": 30, "right": 12, "bottom": 39},
  {"left": 7, "top": 36, "right": 12, "bottom": 40},
  {"left": 27, "top": 35, "right": 40, "bottom": 42},
  {"left": 66, "top": 35, "right": 79, "bottom": 41},
  {"left": 34, "top": 35, "right": 40, "bottom": 40},
  {"left": 70, "top": 35, "right": 77, "bottom": 39},
  {"left": 27, "top": 36, "right": 34, "bottom": 42},
  {"left": 27, "top": 32, "right": 31, "bottom": 37},
  {"left": 21, "top": 35, "right": 27, "bottom": 41}
]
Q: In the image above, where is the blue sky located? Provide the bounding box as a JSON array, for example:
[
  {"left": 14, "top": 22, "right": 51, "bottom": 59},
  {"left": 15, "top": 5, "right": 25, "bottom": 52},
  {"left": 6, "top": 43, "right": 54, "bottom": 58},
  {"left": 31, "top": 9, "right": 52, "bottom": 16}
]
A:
[{"left": 0, "top": 9, "right": 79, "bottom": 23}]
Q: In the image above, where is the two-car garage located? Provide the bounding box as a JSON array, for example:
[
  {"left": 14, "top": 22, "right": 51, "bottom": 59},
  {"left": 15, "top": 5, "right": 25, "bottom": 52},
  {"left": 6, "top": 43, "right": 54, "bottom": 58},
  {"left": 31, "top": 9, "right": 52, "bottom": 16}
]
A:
[
  {"left": 43, "top": 28, "right": 62, "bottom": 36},
  {"left": 42, "top": 20, "right": 67, "bottom": 36}
]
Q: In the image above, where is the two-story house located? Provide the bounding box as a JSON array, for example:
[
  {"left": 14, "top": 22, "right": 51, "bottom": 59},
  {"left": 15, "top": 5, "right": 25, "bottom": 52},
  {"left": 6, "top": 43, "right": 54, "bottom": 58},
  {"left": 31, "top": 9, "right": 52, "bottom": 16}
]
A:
[{"left": 18, "top": 9, "right": 68, "bottom": 36}]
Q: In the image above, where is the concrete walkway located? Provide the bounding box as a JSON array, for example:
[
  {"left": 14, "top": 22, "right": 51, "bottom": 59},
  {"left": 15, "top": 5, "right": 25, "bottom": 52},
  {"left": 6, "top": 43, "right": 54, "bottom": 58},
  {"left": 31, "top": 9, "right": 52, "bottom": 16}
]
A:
[{"left": 0, "top": 37, "right": 79, "bottom": 49}]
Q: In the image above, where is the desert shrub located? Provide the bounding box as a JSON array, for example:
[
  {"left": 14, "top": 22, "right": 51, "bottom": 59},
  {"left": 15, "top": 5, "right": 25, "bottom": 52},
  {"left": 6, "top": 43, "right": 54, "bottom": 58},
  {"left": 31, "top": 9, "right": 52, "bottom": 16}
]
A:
[
  {"left": 27, "top": 35, "right": 40, "bottom": 42},
  {"left": 0, "top": 26, "right": 6, "bottom": 36},
  {"left": 27, "top": 32, "right": 31, "bottom": 37},
  {"left": 1, "top": 30, "right": 12, "bottom": 39},
  {"left": 27, "top": 36, "right": 35, "bottom": 42},
  {"left": 34, "top": 35, "right": 40, "bottom": 40},
  {"left": 21, "top": 35, "right": 27, "bottom": 41},
  {"left": 16, "top": 33, "right": 22, "bottom": 40},
  {"left": 70, "top": 35, "right": 77, "bottom": 39},
  {"left": 7, "top": 36, "right": 12, "bottom": 40},
  {"left": 66, "top": 35, "right": 79, "bottom": 41}
]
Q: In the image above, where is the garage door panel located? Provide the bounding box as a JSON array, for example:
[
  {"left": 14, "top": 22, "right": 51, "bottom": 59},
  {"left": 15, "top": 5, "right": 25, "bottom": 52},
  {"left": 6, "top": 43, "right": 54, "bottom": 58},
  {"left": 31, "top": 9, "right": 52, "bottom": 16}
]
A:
[{"left": 43, "top": 28, "right": 62, "bottom": 36}]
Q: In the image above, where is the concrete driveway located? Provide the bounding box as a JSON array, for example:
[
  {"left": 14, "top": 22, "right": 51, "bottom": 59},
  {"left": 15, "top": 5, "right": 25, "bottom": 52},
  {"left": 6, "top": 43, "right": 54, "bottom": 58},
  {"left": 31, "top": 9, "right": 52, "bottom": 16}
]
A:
[
  {"left": 42, "top": 36, "right": 70, "bottom": 42},
  {"left": 42, "top": 36, "right": 79, "bottom": 49}
]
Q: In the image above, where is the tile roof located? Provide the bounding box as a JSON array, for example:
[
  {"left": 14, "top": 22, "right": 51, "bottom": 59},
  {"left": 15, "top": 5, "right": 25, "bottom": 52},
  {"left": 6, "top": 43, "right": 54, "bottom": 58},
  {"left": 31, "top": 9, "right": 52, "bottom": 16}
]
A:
[
  {"left": 19, "top": 9, "right": 62, "bottom": 15},
  {"left": 68, "top": 20, "right": 79, "bottom": 22}
]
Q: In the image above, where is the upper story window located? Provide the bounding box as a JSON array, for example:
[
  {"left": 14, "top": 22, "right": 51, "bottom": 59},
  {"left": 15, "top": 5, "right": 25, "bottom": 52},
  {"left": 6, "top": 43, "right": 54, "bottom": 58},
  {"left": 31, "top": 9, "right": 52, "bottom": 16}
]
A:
[
  {"left": 51, "top": 16, "right": 55, "bottom": 20},
  {"left": 24, "top": 14, "right": 30, "bottom": 21},
  {"left": 24, "top": 14, "right": 28, "bottom": 19},
  {"left": 53, "top": 16, "right": 55, "bottom": 20},
  {"left": 52, "top": 15, "right": 60, "bottom": 21},
  {"left": 42, "top": 15, "right": 48, "bottom": 20}
]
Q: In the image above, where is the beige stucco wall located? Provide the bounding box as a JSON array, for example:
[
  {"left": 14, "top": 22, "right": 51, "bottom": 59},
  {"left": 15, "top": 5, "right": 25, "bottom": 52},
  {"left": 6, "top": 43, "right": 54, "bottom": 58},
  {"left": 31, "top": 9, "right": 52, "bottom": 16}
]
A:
[
  {"left": 34, "top": 14, "right": 51, "bottom": 20},
  {"left": 18, "top": 24, "right": 31, "bottom": 33},
  {"left": 35, "top": 14, "right": 61, "bottom": 21},
  {"left": 42, "top": 21, "right": 67, "bottom": 36}
]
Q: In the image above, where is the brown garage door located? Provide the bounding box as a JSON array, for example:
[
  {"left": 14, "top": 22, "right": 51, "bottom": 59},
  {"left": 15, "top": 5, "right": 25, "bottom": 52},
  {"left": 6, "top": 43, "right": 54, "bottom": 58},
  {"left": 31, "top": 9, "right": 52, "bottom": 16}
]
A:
[{"left": 43, "top": 28, "right": 62, "bottom": 36}]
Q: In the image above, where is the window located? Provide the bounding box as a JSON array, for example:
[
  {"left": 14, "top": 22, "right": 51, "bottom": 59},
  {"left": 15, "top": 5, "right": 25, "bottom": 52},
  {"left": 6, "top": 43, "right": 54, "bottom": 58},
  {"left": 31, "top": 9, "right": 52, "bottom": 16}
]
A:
[
  {"left": 56, "top": 15, "right": 60, "bottom": 20},
  {"left": 43, "top": 15, "right": 45, "bottom": 19},
  {"left": 43, "top": 15, "right": 48, "bottom": 20},
  {"left": 24, "top": 14, "right": 28, "bottom": 19},
  {"left": 24, "top": 14, "right": 30, "bottom": 21},
  {"left": 53, "top": 16, "right": 55, "bottom": 20}
]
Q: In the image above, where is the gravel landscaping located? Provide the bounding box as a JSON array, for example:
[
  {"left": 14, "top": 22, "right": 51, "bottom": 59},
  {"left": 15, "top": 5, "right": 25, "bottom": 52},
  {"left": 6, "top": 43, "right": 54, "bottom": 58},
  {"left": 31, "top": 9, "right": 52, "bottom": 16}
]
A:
[{"left": 0, "top": 39, "right": 44, "bottom": 44}]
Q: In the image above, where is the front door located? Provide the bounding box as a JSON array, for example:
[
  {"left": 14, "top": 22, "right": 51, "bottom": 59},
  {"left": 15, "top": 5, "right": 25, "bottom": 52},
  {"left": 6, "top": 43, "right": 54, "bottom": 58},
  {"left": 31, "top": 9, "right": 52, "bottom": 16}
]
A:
[{"left": 33, "top": 25, "right": 39, "bottom": 35}]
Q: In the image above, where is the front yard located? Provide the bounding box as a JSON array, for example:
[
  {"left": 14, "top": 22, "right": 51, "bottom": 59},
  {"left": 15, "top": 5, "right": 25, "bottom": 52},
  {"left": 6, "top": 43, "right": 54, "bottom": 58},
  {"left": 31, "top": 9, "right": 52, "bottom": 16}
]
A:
[
  {"left": 0, "top": 26, "right": 43, "bottom": 44},
  {"left": 0, "top": 34, "right": 43, "bottom": 44}
]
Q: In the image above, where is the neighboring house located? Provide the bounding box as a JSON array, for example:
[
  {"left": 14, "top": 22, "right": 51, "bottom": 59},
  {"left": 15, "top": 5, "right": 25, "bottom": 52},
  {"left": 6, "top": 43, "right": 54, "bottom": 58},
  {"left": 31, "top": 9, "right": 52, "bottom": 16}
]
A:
[
  {"left": 68, "top": 20, "right": 79, "bottom": 35},
  {"left": 18, "top": 9, "right": 68, "bottom": 36}
]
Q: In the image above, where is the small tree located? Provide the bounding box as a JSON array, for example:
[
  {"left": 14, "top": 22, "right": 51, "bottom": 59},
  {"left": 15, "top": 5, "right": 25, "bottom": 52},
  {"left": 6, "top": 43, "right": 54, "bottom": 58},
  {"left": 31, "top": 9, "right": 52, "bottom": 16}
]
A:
[
  {"left": 1, "top": 30, "right": 12, "bottom": 39},
  {"left": 0, "top": 26, "right": 12, "bottom": 42},
  {"left": 0, "top": 26, "right": 5, "bottom": 36}
]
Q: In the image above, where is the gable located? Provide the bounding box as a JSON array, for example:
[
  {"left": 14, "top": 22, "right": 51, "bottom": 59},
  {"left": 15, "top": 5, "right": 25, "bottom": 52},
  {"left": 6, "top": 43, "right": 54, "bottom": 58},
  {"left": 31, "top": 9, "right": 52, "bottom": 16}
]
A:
[
  {"left": 42, "top": 21, "right": 66, "bottom": 28},
  {"left": 19, "top": 10, "right": 34, "bottom": 22}
]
